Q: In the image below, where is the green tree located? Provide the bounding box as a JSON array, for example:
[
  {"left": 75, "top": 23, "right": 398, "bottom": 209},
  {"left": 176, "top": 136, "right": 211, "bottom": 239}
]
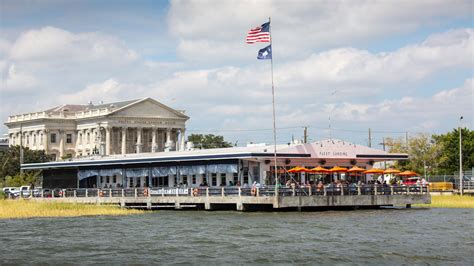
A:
[
  {"left": 0, "top": 145, "right": 52, "bottom": 184},
  {"left": 432, "top": 128, "right": 474, "bottom": 175},
  {"left": 386, "top": 134, "right": 442, "bottom": 176},
  {"left": 187, "top": 134, "right": 233, "bottom": 149}
]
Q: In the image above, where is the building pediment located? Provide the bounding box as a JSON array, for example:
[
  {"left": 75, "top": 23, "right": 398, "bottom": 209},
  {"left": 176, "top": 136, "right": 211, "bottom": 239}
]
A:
[{"left": 108, "top": 98, "right": 189, "bottom": 120}]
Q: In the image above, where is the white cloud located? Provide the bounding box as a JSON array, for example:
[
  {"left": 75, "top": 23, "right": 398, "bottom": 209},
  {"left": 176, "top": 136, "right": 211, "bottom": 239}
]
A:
[
  {"left": 1, "top": 64, "right": 37, "bottom": 91},
  {"left": 168, "top": 0, "right": 472, "bottom": 62},
  {"left": 8, "top": 26, "right": 138, "bottom": 62}
]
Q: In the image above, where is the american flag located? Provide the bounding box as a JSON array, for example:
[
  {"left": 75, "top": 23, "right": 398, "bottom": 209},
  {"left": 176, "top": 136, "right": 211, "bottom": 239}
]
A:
[{"left": 246, "top": 21, "right": 270, "bottom": 44}]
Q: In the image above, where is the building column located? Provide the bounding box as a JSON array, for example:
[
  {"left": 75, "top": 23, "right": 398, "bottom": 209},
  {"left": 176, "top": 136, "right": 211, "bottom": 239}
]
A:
[
  {"left": 165, "top": 128, "right": 173, "bottom": 152},
  {"left": 136, "top": 127, "right": 142, "bottom": 153},
  {"left": 151, "top": 127, "right": 157, "bottom": 152},
  {"left": 59, "top": 130, "right": 65, "bottom": 158},
  {"left": 180, "top": 128, "right": 186, "bottom": 151},
  {"left": 105, "top": 126, "right": 111, "bottom": 156},
  {"left": 42, "top": 129, "right": 49, "bottom": 151},
  {"left": 121, "top": 127, "right": 127, "bottom": 155}
]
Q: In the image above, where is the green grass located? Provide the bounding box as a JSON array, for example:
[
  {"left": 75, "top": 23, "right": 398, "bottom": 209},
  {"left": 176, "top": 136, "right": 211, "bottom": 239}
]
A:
[
  {"left": 416, "top": 195, "right": 474, "bottom": 208},
  {"left": 0, "top": 200, "right": 144, "bottom": 219}
]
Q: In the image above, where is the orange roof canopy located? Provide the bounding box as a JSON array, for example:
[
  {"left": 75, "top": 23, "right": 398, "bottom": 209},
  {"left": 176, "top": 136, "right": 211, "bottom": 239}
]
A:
[
  {"left": 347, "top": 166, "right": 366, "bottom": 173},
  {"left": 363, "top": 168, "right": 384, "bottom": 174},
  {"left": 329, "top": 166, "right": 348, "bottom": 173},
  {"left": 309, "top": 166, "right": 330, "bottom": 173}
]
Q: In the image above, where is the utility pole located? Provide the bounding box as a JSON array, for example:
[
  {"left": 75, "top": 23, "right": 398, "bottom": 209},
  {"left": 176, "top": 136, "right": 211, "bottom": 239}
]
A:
[
  {"left": 379, "top": 137, "right": 386, "bottom": 169},
  {"left": 303, "top": 126, "right": 308, "bottom": 144},
  {"left": 368, "top": 128, "right": 372, "bottom": 147},
  {"left": 459, "top": 116, "right": 463, "bottom": 196},
  {"left": 20, "top": 123, "right": 24, "bottom": 175},
  {"left": 405, "top": 131, "right": 409, "bottom": 149}
]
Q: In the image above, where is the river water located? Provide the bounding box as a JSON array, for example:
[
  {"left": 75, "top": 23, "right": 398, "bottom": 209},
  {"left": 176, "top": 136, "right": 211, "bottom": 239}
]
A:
[{"left": 1, "top": 208, "right": 473, "bottom": 265}]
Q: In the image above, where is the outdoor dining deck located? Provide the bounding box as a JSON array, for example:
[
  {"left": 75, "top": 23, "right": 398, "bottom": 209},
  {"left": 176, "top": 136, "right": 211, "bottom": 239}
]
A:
[{"left": 23, "top": 185, "right": 431, "bottom": 211}]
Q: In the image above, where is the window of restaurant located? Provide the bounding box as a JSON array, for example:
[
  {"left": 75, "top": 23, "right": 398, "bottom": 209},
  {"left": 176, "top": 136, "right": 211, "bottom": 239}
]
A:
[
  {"left": 113, "top": 175, "right": 117, "bottom": 183},
  {"left": 220, "top": 173, "right": 226, "bottom": 186},
  {"left": 182, "top": 175, "right": 188, "bottom": 185},
  {"left": 136, "top": 178, "right": 141, "bottom": 187},
  {"left": 211, "top": 173, "right": 217, "bottom": 186},
  {"left": 243, "top": 169, "right": 249, "bottom": 185},
  {"left": 192, "top": 175, "right": 196, "bottom": 184},
  {"left": 158, "top": 176, "right": 169, "bottom": 187},
  {"left": 106, "top": 176, "right": 110, "bottom": 183},
  {"left": 129, "top": 177, "right": 134, "bottom": 187}
]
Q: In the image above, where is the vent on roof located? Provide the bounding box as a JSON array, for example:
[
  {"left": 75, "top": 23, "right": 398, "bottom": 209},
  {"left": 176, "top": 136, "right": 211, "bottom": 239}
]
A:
[{"left": 109, "top": 104, "right": 116, "bottom": 108}]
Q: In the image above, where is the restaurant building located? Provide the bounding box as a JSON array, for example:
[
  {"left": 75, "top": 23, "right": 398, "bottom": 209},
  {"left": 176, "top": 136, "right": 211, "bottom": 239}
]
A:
[{"left": 22, "top": 139, "right": 407, "bottom": 188}]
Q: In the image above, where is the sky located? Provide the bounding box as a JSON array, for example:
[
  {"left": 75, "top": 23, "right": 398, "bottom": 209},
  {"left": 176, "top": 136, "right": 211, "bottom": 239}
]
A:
[{"left": 0, "top": 0, "right": 473, "bottom": 148}]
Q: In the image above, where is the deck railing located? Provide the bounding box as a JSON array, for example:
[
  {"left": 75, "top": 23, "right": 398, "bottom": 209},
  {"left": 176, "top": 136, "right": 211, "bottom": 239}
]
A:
[{"left": 9, "top": 185, "right": 429, "bottom": 199}]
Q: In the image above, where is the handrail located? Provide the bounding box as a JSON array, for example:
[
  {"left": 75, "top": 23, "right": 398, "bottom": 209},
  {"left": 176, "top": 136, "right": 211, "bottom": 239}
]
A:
[{"left": 15, "top": 185, "right": 429, "bottom": 199}]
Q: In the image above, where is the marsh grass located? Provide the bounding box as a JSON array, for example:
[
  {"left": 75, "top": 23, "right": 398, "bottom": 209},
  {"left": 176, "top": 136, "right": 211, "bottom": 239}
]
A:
[
  {"left": 416, "top": 195, "right": 474, "bottom": 208},
  {"left": 0, "top": 200, "right": 144, "bottom": 219}
]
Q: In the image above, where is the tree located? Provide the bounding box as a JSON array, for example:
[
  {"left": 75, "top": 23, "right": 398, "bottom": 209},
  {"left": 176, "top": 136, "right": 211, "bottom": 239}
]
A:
[
  {"left": 187, "top": 134, "right": 233, "bottom": 149},
  {"left": 0, "top": 145, "right": 52, "bottom": 185},
  {"left": 386, "top": 134, "right": 442, "bottom": 176},
  {"left": 432, "top": 128, "right": 474, "bottom": 175}
]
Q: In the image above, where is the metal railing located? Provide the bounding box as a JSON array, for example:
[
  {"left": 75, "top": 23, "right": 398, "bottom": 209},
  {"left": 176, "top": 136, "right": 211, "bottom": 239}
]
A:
[{"left": 6, "top": 185, "right": 429, "bottom": 200}]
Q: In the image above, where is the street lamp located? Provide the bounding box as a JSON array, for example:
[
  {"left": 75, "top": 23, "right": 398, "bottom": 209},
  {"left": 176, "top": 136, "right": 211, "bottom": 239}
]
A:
[{"left": 459, "top": 116, "right": 463, "bottom": 196}]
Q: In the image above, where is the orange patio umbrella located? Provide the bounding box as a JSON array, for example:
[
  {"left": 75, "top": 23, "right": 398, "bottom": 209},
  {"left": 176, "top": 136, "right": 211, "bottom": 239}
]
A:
[
  {"left": 398, "top": 170, "right": 418, "bottom": 177},
  {"left": 288, "top": 166, "right": 310, "bottom": 173},
  {"left": 383, "top": 168, "right": 401, "bottom": 174},
  {"left": 363, "top": 168, "right": 384, "bottom": 174},
  {"left": 309, "top": 166, "right": 330, "bottom": 173},
  {"left": 347, "top": 166, "right": 366, "bottom": 173},
  {"left": 329, "top": 166, "right": 348, "bottom": 173}
]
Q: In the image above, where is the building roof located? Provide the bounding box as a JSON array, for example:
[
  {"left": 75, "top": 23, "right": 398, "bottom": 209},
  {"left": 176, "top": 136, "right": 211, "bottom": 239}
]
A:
[
  {"left": 21, "top": 139, "right": 407, "bottom": 170},
  {"left": 43, "top": 99, "right": 140, "bottom": 114}
]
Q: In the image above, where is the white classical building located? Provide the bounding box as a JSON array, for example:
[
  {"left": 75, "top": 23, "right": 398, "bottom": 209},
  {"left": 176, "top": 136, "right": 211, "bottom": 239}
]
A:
[{"left": 5, "top": 98, "right": 189, "bottom": 160}]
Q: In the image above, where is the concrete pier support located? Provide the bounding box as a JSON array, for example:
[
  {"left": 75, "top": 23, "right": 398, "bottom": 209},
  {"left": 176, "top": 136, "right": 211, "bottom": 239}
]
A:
[
  {"left": 175, "top": 202, "right": 182, "bottom": 209},
  {"left": 204, "top": 201, "right": 211, "bottom": 210}
]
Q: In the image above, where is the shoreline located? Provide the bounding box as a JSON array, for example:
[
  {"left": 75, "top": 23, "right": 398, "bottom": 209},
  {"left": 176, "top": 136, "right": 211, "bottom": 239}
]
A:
[
  {"left": 0, "top": 199, "right": 144, "bottom": 219},
  {"left": 414, "top": 195, "right": 474, "bottom": 208}
]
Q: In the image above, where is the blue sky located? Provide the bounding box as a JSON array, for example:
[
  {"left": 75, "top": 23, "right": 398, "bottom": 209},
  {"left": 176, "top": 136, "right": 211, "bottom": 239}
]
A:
[{"left": 1, "top": 0, "right": 473, "bottom": 148}]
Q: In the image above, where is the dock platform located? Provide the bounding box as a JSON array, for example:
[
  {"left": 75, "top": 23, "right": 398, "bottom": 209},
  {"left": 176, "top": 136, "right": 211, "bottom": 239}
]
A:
[{"left": 23, "top": 185, "right": 431, "bottom": 211}]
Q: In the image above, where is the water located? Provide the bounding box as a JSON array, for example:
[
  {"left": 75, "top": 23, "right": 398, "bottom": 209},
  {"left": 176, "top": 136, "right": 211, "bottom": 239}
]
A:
[{"left": 1, "top": 208, "right": 473, "bottom": 264}]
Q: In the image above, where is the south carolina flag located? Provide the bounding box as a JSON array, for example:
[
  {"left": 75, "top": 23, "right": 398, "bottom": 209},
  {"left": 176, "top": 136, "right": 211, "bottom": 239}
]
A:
[{"left": 257, "top": 45, "right": 272, "bottom": 60}]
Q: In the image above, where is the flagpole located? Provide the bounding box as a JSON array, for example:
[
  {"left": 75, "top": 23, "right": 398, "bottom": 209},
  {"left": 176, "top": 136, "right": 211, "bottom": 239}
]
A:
[{"left": 268, "top": 17, "right": 279, "bottom": 196}]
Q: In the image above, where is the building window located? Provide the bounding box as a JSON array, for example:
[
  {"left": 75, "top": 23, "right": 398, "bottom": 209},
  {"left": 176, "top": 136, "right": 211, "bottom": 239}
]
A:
[
  {"left": 50, "top": 133, "right": 56, "bottom": 143},
  {"left": 182, "top": 175, "right": 188, "bottom": 185},
  {"left": 26, "top": 135, "right": 29, "bottom": 145},
  {"left": 87, "top": 133, "right": 90, "bottom": 144},
  {"left": 40, "top": 134, "right": 43, "bottom": 144},
  {"left": 66, "top": 134, "right": 72, "bottom": 144},
  {"left": 233, "top": 173, "right": 239, "bottom": 184},
  {"left": 129, "top": 177, "right": 134, "bottom": 187},
  {"left": 100, "top": 176, "right": 104, "bottom": 183},
  {"left": 192, "top": 175, "right": 196, "bottom": 184},
  {"left": 136, "top": 178, "right": 141, "bottom": 187},
  {"left": 211, "top": 173, "right": 217, "bottom": 186},
  {"left": 113, "top": 175, "right": 117, "bottom": 183},
  {"left": 33, "top": 134, "right": 36, "bottom": 145},
  {"left": 51, "top": 154, "right": 57, "bottom": 161},
  {"left": 243, "top": 170, "right": 249, "bottom": 185},
  {"left": 106, "top": 176, "right": 110, "bottom": 183},
  {"left": 220, "top": 173, "right": 226, "bottom": 186}
]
